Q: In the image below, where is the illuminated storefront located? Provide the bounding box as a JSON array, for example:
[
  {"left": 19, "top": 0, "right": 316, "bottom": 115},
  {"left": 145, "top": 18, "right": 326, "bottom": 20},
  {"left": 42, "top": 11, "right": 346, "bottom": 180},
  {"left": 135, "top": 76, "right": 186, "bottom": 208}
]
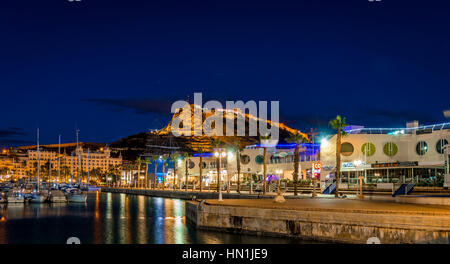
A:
[{"left": 320, "top": 121, "right": 450, "bottom": 186}]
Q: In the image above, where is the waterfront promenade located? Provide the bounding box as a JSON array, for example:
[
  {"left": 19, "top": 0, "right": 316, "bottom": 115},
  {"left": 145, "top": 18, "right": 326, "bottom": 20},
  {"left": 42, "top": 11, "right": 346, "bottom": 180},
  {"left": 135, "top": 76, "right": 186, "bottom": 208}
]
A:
[
  {"left": 101, "top": 186, "right": 370, "bottom": 201},
  {"left": 186, "top": 198, "right": 450, "bottom": 244}
]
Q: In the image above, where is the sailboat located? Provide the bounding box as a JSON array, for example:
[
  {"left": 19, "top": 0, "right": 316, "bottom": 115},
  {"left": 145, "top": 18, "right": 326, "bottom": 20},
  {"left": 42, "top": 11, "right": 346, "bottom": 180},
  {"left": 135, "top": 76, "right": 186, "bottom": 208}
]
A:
[{"left": 30, "top": 128, "right": 47, "bottom": 203}]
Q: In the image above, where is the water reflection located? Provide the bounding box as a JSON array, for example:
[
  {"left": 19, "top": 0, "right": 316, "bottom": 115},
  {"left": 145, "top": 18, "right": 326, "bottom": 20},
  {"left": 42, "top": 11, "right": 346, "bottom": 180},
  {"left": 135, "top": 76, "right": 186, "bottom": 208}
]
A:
[
  {"left": 104, "top": 192, "right": 113, "bottom": 243},
  {"left": 136, "top": 196, "right": 146, "bottom": 244},
  {"left": 93, "top": 191, "right": 102, "bottom": 243},
  {"left": 153, "top": 197, "right": 165, "bottom": 244},
  {"left": 0, "top": 193, "right": 306, "bottom": 244}
]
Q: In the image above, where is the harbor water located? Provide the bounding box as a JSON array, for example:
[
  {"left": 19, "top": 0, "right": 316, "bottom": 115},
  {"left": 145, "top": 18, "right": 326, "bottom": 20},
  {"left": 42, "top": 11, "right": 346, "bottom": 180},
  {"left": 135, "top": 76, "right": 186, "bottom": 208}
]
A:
[{"left": 0, "top": 192, "right": 307, "bottom": 244}]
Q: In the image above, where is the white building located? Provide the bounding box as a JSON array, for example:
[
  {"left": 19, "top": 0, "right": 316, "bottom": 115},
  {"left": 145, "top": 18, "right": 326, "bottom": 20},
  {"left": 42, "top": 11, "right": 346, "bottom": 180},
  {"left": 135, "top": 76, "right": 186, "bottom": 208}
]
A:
[
  {"left": 176, "top": 143, "right": 320, "bottom": 186},
  {"left": 320, "top": 121, "right": 450, "bottom": 187}
]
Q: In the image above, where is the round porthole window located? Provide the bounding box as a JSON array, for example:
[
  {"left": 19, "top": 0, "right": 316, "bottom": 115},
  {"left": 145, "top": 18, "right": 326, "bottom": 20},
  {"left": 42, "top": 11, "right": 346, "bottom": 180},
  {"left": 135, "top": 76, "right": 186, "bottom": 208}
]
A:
[
  {"left": 188, "top": 160, "right": 195, "bottom": 169},
  {"left": 340, "top": 142, "right": 354, "bottom": 156},
  {"left": 240, "top": 154, "right": 250, "bottom": 165},
  {"left": 436, "top": 139, "right": 448, "bottom": 154},
  {"left": 361, "top": 143, "right": 376, "bottom": 157},
  {"left": 255, "top": 155, "right": 264, "bottom": 165},
  {"left": 416, "top": 141, "right": 428, "bottom": 156},
  {"left": 383, "top": 142, "right": 398, "bottom": 156}
]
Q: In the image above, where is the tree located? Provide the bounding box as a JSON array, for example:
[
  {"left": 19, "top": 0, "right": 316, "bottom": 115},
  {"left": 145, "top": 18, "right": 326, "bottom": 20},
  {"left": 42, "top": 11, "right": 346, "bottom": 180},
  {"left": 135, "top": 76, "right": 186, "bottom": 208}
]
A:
[
  {"left": 42, "top": 161, "right": 51, "bottom": 182},
  {"left": 286, "top": 132, "right": 309, "bottom": 196},
  {"left": 135, "top": 157, "right": 142, "bottom": 188},
  {"left": 197, "top": 148, "right": 204, "bottom": 192},
  {"left": 329, "top": 115, "right": 348, "bottom": 198},
  {"left": 161, "top": 155, "right": 168, "bottom": 189},
  {"left": 152, "top": 155, "right": 159, "bottom": 189},
  {"left": 144, "top": 157, "right": 151, "bottom": 188},
  {"left": 183, "top": 153, "right": 190, "bottom": 191},
  {"left": 89, "top": 168, "right": 98, "bottom": 184},
  {"left": 62, "top": 166, "right": 70, "bottom": 182},
  {"left": 169, "top": 153, "right": 179, "bottom": 190}
]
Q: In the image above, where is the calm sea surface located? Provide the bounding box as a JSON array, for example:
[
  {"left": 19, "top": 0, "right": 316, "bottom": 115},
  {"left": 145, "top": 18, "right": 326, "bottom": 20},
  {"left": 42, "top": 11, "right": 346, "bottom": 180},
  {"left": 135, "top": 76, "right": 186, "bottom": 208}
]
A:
[{"left": 0, "top": 192, "right": 307, "bottom": 244}]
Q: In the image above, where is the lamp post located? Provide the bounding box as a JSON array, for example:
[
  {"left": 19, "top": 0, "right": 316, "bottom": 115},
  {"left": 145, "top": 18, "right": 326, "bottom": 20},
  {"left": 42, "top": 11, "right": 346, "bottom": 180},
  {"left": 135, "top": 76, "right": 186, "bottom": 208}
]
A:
[
  {"left": 274, "top": 169, "right": 285, "bottom": 203},
  {"left": 354, "top": 159, "right": 363, "bottom": 199},
  {"left": 214, "top": 149, "right": 227, "bottom": 201}
]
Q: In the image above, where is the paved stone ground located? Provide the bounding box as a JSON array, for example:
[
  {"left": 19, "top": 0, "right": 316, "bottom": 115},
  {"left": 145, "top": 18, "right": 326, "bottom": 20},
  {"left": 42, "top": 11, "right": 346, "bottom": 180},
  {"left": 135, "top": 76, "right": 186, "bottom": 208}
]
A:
[{"left": 204, "top": 198, "right": 450, "bottom": 216}]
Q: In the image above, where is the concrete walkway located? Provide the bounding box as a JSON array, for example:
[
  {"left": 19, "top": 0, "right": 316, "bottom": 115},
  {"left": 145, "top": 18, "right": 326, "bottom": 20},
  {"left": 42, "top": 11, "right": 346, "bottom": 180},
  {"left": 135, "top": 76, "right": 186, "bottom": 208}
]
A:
[{"left": 204, "top": 198, "right": 450, "bottom": 216}]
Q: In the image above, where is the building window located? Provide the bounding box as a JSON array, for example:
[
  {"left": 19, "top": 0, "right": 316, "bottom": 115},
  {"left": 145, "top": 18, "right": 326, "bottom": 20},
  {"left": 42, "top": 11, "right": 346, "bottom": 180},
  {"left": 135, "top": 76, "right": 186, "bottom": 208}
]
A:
[
  {"left": 361, "top": 142, "right": 376, "bottom": 157},
  {"left": 436, "top": 139, "right": 448, "bottom": 154},
  {"left": 340, "top": 142, "right": 354, "bottom": 156},
  {"left": 416, "top": 141, "right": 428, "bottom": 156},
  {"left": 255, "top": 155, "right": 264, "bottom": 165},
  {"left": 188, "top": 160, "right": 195, "bottom": 169},
  {"left": 383, "top": 142, "right": 398, "bottom": 156},
  {"left": 240, "top": 155, "right": 250, "bottom": 165}
]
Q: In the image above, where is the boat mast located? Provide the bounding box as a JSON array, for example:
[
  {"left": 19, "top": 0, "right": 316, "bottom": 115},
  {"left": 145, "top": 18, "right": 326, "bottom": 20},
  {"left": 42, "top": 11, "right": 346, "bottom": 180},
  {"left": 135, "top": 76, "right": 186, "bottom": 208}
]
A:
[
  {"left": 58, "top": 134, "right": 61, "bottom": 183},
  {"left": 87, "top": 148, "right": 90, "bottom": 185},
  {"left": 37, "top": 128, "right": 40, "bottom": 193},
  {"left": 76, "top": 129, "right": 80, "bottom": 184},
  {"left": 71, "top": 152, "right": 74, "bottom": 183}
]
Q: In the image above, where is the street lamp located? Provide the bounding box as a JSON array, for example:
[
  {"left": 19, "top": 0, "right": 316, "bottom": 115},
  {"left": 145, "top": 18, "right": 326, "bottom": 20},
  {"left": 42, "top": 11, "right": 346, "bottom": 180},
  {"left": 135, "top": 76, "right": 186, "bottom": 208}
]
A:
[
  {"left": 353, "top": 159, "right": 364, "bottom": 199},
  {"left": 214, "top": 149, "right": 227, "bottom": 201},
  {"left": 274, "top": 169, "right": 285, "bottom": 203}
]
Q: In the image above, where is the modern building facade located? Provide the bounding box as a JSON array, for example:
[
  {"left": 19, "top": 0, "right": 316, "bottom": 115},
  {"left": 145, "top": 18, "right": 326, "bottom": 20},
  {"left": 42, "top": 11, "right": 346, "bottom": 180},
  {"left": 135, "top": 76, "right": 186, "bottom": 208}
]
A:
[{"left": 320, "top": 121, "right": 450, "bottom": 188}]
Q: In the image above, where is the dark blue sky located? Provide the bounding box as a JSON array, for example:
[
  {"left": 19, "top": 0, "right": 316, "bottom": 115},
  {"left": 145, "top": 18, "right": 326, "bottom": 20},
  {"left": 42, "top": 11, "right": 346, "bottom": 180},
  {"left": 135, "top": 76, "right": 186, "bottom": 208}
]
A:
[{"left": 1, "top": 0, "right": 449, "bottom": 146}]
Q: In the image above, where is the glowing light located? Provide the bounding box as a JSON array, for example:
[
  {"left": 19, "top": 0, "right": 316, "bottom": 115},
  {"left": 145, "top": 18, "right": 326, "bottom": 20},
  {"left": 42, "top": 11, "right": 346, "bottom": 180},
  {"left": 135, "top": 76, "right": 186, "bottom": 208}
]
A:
[
  {"left": 320, "top": 138, "right": 329, "bottom": 148},
  {"left": 353, "top": 160, "right": 363, "bottom": 167},
  {"left": 387, "top": 130, "right": 405, "bottom": 135}
]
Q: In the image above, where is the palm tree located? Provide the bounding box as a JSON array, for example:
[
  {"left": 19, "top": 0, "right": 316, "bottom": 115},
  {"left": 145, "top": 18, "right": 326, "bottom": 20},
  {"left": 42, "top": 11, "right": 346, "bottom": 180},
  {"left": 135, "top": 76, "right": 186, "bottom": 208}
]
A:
[
  {"left": 183, "top": 153, "right": 190, "bottom": 191},
  {"left": 161, "top": 155, "right": 168, "bottom": 189},
  {"left": 152, "top": 155, "right": 159, "bottom": 189},
  {"left": 233, "top": 140, "right": 243, "bottom": 193},
  {"left": 329, "top": 115, "right": 348, "bottom": 198},
  {"left": 169, "top": 153, "right": 179, "bottom": 190},
  {"left": 89, "top": 168, "right": 97, "bottom": 184},
  {"left": 144, "top": 157, "right": 151, "bottom": 188},
  {"left": 42, "top": 161, "right": 51, "bottom": 182},
  {"left": 198, "top": 148, "right": 204, "bottom": 192},
  {"left": 135, "top": 157, "right": 142, "bottom": 188},
  {"left": 286, "top": 132, "right": 309, "bottom": 196}
]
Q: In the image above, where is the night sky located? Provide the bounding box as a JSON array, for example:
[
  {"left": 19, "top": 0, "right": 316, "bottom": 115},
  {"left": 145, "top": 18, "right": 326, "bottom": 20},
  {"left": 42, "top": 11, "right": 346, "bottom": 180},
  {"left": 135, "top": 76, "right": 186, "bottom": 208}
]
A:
[{"left": 1, "top": 0, "right": 449, "bottom": 146}]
